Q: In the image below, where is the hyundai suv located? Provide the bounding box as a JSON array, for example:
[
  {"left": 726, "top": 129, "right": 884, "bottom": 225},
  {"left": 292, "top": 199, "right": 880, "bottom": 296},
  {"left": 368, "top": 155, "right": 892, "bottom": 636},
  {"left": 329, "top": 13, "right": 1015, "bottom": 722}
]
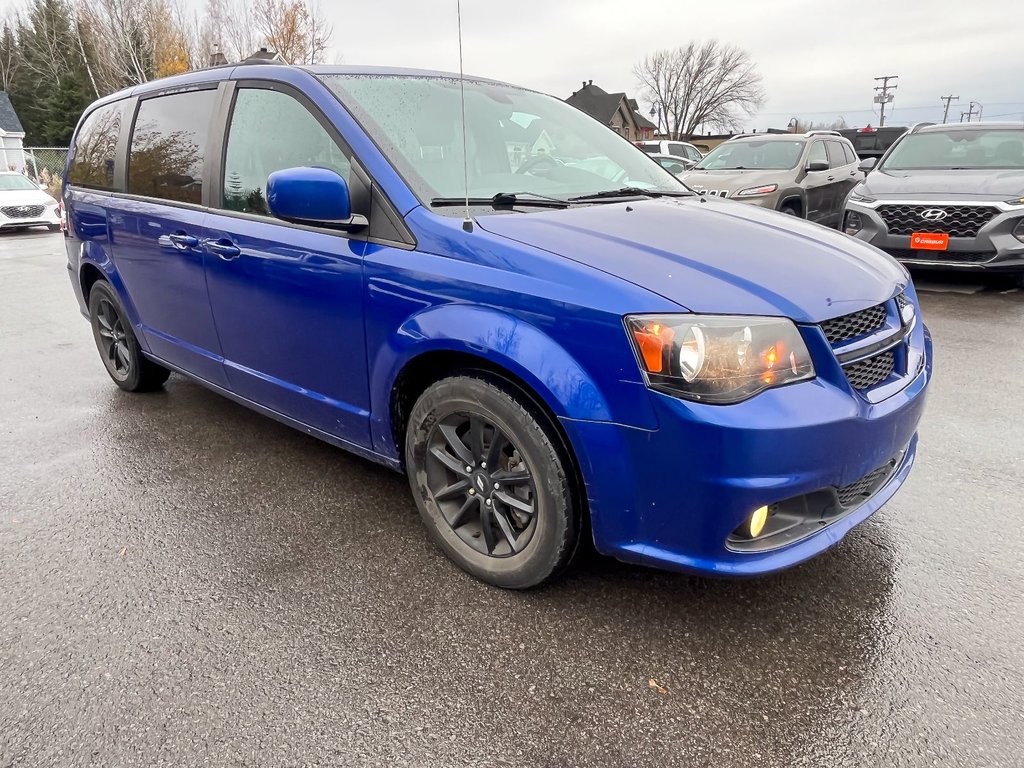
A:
[
  {"left": 62, "top": 64, "right": 930, "bottom": 588},
  {"left": 681, "top": 131, "right": 863, "bottom": 227},
  {"left": 843, "top": 122, "right": 1024, "bottom": 281}
]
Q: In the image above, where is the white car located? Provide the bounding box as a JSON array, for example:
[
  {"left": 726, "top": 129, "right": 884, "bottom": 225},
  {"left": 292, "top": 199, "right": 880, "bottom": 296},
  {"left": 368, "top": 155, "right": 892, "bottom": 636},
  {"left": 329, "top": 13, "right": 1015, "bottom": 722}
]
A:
[
  {"left": 637, "top": 140, "right": 704, "bottom": 164},
  {"left": 0, "top": 172, "right": 61, "bottom": 232},
  {"left": 648, "top": 153, "right": 695, "bottom": 176}
]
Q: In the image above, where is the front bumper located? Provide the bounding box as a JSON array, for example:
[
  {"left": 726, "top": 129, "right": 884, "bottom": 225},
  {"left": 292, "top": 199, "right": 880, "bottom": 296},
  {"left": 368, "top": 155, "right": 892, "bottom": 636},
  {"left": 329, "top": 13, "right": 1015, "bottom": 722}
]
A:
[
  {"left": 846, "top": 198, "right": 1024, "bottom": 271},
  {"left": 0, "top": 205, "right": 61, "bottom": 229},
  {"left": 562, "top": 316, "right": 931, "bottom": 577}
]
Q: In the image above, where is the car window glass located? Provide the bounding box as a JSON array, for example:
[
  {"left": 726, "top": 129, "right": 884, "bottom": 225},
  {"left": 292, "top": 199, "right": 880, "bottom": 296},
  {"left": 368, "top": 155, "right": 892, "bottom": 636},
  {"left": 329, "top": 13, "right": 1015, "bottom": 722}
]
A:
[
  {"left": 883, "top": 129, "right": 1024, "bottom": 170},
  {"left": 697, "top": 140, "right": 803, "bottom": 170},
  {"left": 668, "top": 143, "right": 687, "bottom": 157},
  {"left": 69, "top": 101, "right": 126, "bottom": 190},
  {"left": 842, "top": 142, "right": 857, "bottom": 165},
  {"left": 221, "top": 88, "right": 351, "bottom": 216},
  {"left": 128, "top": 90, "right": 216, "bottom": 205},
  {"left": 686, "top": 146, "right": 701, "bottom": 161},
  {"left": 807, "top": 141, "right": 828, "bottom": 167},
  {"left": 825, "top": 141, "right": 847, "bottom": 168}
]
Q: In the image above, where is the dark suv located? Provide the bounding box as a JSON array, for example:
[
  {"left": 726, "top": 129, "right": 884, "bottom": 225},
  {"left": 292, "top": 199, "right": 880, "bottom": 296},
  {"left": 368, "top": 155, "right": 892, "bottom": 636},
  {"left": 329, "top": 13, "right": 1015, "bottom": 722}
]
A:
[{"left": 844, "top": 122, "right": 1024, "bottom": 280}]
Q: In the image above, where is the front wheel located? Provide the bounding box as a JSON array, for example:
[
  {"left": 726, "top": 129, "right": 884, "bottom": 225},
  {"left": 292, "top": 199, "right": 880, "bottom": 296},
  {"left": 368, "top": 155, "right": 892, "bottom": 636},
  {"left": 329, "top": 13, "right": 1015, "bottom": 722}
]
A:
[
  {"left": 88, "top": 280, "right": 170, "bottom": 392},
  {"left": 405, "top": 376, "right": 579, "bottom": 589}
]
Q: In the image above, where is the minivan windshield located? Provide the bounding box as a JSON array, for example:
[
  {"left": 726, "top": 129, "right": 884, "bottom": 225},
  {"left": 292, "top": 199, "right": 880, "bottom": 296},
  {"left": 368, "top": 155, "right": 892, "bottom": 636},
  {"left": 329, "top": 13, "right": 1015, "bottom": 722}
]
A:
[
  {"left": 0, "top": 174, "right": 40, "bottom": 191},
  {"left": 320, "top": 74, "right": 687, "bottom": 207},
  {"left": 882, "top": 128, "right": 1024, "bottom": 170},
  {"left": 694, "top": 140, "right": 804, "bottom": 171}
]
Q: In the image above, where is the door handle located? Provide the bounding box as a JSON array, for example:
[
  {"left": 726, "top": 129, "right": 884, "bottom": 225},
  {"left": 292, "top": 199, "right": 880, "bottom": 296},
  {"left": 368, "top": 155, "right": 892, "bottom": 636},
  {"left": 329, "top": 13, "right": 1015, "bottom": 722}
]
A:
[
  {"left": 827, "top": 176, "right": 835, "bottom": 182},
  {"left": 167, "top": 233, "right": 199, "bottom": 249},
  {"left": 205, "top": 239, "right": 241, "bottom": 260}
]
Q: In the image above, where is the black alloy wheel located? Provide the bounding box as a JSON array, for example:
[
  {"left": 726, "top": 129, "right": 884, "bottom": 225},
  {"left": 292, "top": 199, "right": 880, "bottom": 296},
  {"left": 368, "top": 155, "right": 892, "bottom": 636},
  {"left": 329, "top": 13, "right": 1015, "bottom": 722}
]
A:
[{"left": 88, "top": 280, "right": 171, "bottom": 392}]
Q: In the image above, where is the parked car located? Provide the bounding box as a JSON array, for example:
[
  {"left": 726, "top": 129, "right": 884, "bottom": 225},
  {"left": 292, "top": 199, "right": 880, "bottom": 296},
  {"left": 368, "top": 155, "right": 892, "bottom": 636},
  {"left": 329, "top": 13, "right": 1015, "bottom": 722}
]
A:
[
  {"left": 0, "top": 171, "right": 61, "bottom": 231},
  {"left": 63, "top": 65, "right": 930, "bottom": 589},
  {"left": 637, "top": 139, "right": 703, "bottom": 164},
  {"left": 839, "top": 126, "right": 908, "bottom": 162},
  {"left": 648, "top": 153, "right": 694, "bottom": 176},
  {"left": 844, "top": 122, "right": 1024, "bottom": 282},
  {"left": 681, "top": 131, "right": 864, "bottom": 227}
]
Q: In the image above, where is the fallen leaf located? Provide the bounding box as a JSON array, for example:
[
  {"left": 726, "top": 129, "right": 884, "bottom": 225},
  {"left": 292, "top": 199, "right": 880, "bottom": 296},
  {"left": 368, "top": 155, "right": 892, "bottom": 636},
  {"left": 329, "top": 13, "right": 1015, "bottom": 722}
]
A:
[
  {"left": 119, "top": 547, "right": 127, "bottom": 558},
  {"left": 648, "top": 678, "right": 668, "bottom": 695}
]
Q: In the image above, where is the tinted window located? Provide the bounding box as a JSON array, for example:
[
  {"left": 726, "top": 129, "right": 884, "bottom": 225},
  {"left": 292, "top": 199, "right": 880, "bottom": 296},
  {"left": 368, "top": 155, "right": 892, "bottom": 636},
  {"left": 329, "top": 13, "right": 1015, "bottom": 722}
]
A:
[
  {"left": 221, "top": 89, "right": 351, "bottom": 216},
  {"left": 826, "top": 140, "right": 847, "bottom": 168},
  {"left": 668, "top": 143, "right": 688, "bottom": 157},
  {"left": 69, "top": 102, "right": 126, "bottom": 190},
  {"left": 807, "top": 141, "right": 828, "bottom": 167},
  {"left": 842, "top": 142, "right": 857, "bottom": 165},
  {"left": 639, "top": 144, "right": 659, "bottom": 154},
  {"left": 128, "top": 90, "right": 216, "bottom": 205}
]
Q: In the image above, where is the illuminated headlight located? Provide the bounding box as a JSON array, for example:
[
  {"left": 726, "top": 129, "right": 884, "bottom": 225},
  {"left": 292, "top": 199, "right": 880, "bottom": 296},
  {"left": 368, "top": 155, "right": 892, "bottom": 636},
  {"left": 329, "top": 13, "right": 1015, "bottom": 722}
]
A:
[
  {"left": 1013, "top": 218, "right": 1024, "bottom": 243},
  {"left": 626, "top": 315, "right": 815, "bottom": 404},
  {"left": 735, "top": 184, "right": 778, "bottom": 197},
  {"left": 845, "top": 211, "right": 864, "bottom": 236}
]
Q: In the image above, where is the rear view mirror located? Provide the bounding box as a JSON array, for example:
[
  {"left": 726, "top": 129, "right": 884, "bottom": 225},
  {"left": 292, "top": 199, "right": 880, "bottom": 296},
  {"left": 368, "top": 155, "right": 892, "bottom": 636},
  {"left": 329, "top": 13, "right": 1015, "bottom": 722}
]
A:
[
  {"left": 266, "top": 167, "right": 366, "bottom": 230},
  {"left": 858, "top": 157, "right": 878, "bottom": 173}
]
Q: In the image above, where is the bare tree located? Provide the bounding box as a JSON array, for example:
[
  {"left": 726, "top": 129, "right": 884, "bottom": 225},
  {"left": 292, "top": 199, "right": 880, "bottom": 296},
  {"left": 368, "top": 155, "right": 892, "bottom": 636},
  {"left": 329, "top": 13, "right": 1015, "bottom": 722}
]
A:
[
  {"left": 250, "top": 0, "right": 332, "bottom": 64},
  {"left": 634, "top": 41, "right": 766, "bottom": 139}
]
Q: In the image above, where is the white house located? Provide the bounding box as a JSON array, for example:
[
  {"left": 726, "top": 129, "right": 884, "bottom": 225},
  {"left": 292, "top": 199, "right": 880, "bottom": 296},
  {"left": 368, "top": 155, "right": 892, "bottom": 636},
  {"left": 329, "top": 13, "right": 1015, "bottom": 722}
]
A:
[{"left": 0, "top": 92, "right": 26, "bottom": 172}]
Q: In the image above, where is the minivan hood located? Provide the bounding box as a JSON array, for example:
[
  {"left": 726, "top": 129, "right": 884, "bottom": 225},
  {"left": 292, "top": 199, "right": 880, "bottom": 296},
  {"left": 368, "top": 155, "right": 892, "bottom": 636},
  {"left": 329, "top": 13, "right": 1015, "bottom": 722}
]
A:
[
  {"left": 680, "top": 168, "right": 788, "bottom": 194},
  {"left": 861, "top": 168, "right": 1024, "bottom": 199},
  {"left": 476, "top": 197, "right": 906, "bottom": 322}
]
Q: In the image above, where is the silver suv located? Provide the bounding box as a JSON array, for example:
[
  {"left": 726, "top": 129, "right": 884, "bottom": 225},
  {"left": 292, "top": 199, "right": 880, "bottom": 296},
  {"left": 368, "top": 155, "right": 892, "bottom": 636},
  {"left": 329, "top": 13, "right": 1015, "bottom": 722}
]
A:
[
  {"left": 843, "top": 122, "right": 1024, "bottom": 281},
  {"left": 681, "top": 131, "right": 863, "bottom": 228}
]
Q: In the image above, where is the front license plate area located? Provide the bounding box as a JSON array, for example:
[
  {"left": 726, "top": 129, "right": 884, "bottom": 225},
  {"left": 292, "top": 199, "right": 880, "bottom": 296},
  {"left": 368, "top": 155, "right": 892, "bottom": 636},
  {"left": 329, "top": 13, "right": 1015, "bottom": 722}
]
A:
[{"left": 910, "top": 232, "right": 949, "bottom": 250}]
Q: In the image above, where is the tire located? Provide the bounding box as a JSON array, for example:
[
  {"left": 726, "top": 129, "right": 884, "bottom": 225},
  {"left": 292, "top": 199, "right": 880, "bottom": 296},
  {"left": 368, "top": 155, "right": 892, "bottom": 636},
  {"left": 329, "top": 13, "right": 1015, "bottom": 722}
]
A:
[
  {"left": 88, "top": 280, "right": 170, "bottom": 392},
  {"left": 405, "top": 376, "right": 579, "bottom": 589},
  {"left": 780, "top": 204, "right": 801, "bottom": 217}
]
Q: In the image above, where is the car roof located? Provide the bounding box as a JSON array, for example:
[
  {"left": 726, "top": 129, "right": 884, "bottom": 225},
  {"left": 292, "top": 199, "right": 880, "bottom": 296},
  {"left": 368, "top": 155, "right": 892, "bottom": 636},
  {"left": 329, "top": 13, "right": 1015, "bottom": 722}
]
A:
[
  {"left": 729, "top": 134, "right": 810, "bottom": 143},
  {"left": 917, "top": 121, "right": 1024, "bottom": 133}
]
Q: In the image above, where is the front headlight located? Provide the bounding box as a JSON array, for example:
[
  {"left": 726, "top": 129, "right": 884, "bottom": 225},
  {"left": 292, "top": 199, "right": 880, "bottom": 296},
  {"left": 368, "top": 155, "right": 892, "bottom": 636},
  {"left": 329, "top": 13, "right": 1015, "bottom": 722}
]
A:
[
  {"left": 1004, "top": 196, "right": 1024, "bottom": 206},
  {"left": 735, "top": 184, "right": 778, "bottom": 197},
  {"left": 626, "top": 315, "right": 815, "bottom": 404},
  {"left": 849, "top": 186, "right": 876, "bottom": 203}
]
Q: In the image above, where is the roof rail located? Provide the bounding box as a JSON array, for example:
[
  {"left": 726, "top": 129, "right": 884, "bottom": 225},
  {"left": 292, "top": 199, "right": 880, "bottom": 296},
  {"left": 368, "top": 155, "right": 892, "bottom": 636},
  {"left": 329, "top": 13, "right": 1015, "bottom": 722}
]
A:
[
  {"left": 804, "top": 130, "right": 842, "bottom": 138},
  {"left": 908, "top": 122, "right": 935, "bottom": 133},
  {"left": 725, "top": 133, "right": 757, "bottom": 142}
]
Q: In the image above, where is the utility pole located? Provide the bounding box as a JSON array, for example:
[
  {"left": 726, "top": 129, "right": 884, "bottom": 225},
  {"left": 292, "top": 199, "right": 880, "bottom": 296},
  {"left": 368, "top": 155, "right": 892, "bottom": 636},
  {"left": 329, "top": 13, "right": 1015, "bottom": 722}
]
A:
[
  {"left": 963, "top": 101, "right": 980, "bottom": 123},
  {"left": 873, "top": 75, "right": 898, "bottom": 127},
  {"left": 940, "top": 94, "right": 959, "bottom": 124}
]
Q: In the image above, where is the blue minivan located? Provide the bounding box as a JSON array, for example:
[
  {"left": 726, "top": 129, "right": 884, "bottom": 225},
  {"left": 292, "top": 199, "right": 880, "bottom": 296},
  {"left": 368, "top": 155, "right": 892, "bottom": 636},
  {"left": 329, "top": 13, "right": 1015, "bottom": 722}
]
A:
[{"left": 63, "top": 64, "right": 931, "bottom": 588}]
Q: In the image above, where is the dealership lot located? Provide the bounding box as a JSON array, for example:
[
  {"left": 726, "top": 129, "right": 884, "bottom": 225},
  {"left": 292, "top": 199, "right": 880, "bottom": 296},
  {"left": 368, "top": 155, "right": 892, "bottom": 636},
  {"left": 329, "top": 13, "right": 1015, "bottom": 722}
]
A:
[{"left": 1, "top": 230, "right": 1023, "bottom": 766}]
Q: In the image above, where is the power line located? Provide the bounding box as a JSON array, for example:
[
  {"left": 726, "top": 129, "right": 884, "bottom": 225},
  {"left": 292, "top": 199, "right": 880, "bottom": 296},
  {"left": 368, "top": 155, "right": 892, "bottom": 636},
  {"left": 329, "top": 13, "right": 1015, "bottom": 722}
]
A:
[
  {"left": 873, "top": 75, "right": 898, "bottom": 127},
  {"left": 940, "top": 94, "right": 959, "bottom": 124},
  {"left": 961, "top": 101, "right": 980, "bottom": 123}
]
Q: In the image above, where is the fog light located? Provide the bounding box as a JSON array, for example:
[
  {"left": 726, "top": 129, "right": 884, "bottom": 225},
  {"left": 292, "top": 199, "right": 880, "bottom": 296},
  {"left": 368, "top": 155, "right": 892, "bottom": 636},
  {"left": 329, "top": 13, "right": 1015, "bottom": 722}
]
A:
[
  {"left": 1013, "top": 218, "right": 1024, "bottom": 243},
  {"left": 845, "top": 211, "right": 863, "bottom": 236},
  {"left": 749, "top": 505, "right": 769, "bottom": 537}
]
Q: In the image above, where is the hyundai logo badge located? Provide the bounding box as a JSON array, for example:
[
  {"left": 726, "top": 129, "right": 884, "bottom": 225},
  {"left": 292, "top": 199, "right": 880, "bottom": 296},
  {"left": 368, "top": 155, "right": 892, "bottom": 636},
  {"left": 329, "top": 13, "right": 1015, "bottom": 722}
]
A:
[{"left": 920, "top": 209, "right": 948, "bottom": 222}]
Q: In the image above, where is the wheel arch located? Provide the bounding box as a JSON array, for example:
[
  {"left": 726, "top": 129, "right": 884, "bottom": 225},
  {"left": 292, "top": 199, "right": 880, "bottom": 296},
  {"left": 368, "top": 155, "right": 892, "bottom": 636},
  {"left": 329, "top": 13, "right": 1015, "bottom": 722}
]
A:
[{"left": 777, "top": 190, "right": 806, "bottom": 215}]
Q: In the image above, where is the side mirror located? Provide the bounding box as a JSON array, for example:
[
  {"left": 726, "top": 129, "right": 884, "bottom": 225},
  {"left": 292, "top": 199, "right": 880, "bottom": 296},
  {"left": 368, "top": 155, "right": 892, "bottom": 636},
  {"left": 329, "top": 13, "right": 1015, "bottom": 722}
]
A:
[
  {"left": 858, "top": 157, "right": 878, "bottom": 173},
  {"left": 668, "top": 163, "right": 685, "bottom": 175},
  {"left": 266, "top": 167, "right": 366, "bottom": 230},
  {"left": 806, "top": 160, "right": 830, "bottom": 173}
]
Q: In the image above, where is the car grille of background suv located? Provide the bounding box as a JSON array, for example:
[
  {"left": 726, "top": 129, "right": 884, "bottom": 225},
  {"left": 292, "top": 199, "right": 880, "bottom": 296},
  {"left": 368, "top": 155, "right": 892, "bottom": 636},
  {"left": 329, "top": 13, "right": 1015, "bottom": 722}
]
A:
[
  {"left": 876, "top": 204, "right": 999, "bottom": 238},
  {"left": 1, "top": 205, "right": 45, "bottom": 219},
  {"left": 820, "top": 303, "right": 887, "bottom": 345}
]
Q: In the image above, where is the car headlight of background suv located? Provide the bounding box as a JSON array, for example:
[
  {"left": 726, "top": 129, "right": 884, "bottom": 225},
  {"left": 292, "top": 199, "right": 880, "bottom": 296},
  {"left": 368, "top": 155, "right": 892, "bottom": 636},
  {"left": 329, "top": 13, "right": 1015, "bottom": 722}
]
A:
[
  {"left": 626, "top": 314, "right": 815, "bottom": 404},
  {"left": 735, "top": 183, "right": 778, "bottom": 197}
]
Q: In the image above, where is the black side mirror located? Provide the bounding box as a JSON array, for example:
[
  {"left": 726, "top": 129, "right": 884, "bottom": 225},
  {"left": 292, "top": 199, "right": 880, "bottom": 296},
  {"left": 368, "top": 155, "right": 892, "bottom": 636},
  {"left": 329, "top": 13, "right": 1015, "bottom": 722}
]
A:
[
  {"left": 858, "top": 157, "right": 878, "bottom": 173},
  {"left": 806, "top": 160, "right": 830, "bottom": 173},
  {"left": 668, "top": 164, "right": 685, "bottom": 175}
]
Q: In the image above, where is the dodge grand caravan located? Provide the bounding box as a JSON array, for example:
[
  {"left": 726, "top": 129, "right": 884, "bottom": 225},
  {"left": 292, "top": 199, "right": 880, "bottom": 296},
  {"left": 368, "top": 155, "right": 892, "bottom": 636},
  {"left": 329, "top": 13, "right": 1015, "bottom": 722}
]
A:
[{"left": 63, "top": 64, "right": 931, "bottom": 588}]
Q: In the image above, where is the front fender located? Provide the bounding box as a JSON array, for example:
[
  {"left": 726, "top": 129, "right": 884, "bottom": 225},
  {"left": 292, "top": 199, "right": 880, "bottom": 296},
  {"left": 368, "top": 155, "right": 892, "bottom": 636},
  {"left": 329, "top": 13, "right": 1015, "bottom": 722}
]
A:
[{"left": 369, "top": 304, "right": 655, "bottom": 459}]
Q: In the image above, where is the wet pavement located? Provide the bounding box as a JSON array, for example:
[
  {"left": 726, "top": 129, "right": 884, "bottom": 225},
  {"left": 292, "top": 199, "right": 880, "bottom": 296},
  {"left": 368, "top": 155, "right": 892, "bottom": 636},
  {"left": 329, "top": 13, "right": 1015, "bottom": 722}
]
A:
[{"left": 1, "top": 229, "right": 1022, "bottom": 767}]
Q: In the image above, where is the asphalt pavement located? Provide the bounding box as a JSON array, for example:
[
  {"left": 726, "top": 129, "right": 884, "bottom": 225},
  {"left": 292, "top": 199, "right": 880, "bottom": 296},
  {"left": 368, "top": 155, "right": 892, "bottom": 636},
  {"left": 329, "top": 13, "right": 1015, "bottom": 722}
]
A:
[{"left": 1, "top": 229, "right": 1022, "bottom": 767}]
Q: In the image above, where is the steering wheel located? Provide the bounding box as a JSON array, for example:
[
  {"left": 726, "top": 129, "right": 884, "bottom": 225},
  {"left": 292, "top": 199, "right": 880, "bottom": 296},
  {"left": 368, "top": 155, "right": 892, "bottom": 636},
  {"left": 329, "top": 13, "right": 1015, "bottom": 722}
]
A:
[{"left": 515, "top": 154, "right": 560, "bottom": 175}]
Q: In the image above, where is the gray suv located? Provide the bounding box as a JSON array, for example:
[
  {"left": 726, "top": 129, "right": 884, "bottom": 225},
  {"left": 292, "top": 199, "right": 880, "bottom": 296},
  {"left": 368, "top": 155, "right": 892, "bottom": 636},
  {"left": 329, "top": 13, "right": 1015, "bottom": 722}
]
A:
[
  {"left": 843, "top": 122, "right": 1024, "bottom": 281},
  {"left": 680, "top": 131, "right": 862, "bottom": 227}
]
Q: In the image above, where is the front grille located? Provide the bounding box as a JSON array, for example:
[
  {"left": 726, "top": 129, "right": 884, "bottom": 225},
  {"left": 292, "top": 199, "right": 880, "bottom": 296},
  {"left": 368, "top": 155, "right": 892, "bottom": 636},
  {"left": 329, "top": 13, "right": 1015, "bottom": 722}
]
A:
[
  {"left": 843, "top": 350, "right": 895, "bottom": 390},
  {"left": 895, "top": 293, "right": 908, "bottom": 313},
  {"left": 887, "top": 248, "right": 996, "bottom": 264},
  {"left": 836, "top": 458, "right": 898, "bottom": 507},
  {"left": 877, "top": 204, "right": 999, "bottom": 238},
  {"left": 820, "top": 304, "right": 887, "bottom": 345},
  {"left": 1, "top": 205, "right": 45, "bottom": 219}
]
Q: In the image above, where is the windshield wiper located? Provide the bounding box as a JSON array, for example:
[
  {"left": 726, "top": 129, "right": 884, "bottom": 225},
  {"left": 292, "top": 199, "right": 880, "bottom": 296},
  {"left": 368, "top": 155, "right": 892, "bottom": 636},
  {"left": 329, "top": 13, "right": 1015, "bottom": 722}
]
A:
[
  {"left": 568, "top": 187, "right": 692, "bottom": 202},
  {"left": 431, "top": 192, "right": 570, "bottom": 209}
]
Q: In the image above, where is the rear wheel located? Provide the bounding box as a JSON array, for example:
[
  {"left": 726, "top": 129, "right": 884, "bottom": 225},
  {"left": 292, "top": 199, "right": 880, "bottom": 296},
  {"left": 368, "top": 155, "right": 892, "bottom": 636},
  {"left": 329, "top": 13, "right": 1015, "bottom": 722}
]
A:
[
  {"left": 780, "top": 203, "right": 802, "bottom": 217},
  {"left": 405, "top": 376, "right": 579, "bottom": 589},
  {"left": 88, "top": 281, "right": 170, "bottom": 392}
]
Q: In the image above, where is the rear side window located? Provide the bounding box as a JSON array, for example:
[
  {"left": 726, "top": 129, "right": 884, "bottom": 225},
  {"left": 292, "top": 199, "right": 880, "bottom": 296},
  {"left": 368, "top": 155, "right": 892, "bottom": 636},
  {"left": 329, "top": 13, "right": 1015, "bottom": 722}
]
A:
[
  {"left": 668, "top": 143, "right": 688, "bottom": 157},
  {"left": 221, "top": 88, "right": 351, "bottom": 216},
  {"left": 128, "top": 90, "right": 217, "bottom": 205},
  {"left": 68, "top": 102, "right": 127, "bottom": 190},
  {"left": 639, "top": 144, "right": 659, "bottom": 154},
  {"left": 842, "top": 142, "right": 857, "bottom": 164},
  {"left": 825, "top": 140, "right": 848, "bottom": 168}
]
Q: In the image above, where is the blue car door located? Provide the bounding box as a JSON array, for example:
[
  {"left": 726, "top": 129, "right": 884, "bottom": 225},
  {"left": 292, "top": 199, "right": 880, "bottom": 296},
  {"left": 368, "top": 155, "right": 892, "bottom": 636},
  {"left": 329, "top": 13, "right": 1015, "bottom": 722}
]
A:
[
  {"left": 108, "top": 87, "right": 227, "bottom": 387},
  {"left": 201, "top": 83, "right": 371, "bottom": 447}
]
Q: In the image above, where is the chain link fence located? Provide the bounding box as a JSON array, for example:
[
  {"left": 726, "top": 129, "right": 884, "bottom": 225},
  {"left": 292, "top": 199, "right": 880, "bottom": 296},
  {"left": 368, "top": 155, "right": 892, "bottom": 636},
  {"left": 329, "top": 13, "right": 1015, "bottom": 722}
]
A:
[{"left": 15, "top": 147, "right": 69, "bottom": 198}]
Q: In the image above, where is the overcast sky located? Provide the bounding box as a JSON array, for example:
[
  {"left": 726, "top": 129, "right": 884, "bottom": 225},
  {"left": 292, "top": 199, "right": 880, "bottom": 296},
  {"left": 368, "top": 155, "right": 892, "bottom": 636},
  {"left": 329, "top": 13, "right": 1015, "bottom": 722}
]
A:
[{"left": 308, "top": 0, "right": 1023, "bottom": 130}]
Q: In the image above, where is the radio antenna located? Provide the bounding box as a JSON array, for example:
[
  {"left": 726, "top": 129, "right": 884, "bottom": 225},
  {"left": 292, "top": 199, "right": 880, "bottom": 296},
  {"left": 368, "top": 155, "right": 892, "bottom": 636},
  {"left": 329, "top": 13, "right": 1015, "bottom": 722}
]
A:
[{"left": 457, "top": 0, "right": 473, "bottom": 233}]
